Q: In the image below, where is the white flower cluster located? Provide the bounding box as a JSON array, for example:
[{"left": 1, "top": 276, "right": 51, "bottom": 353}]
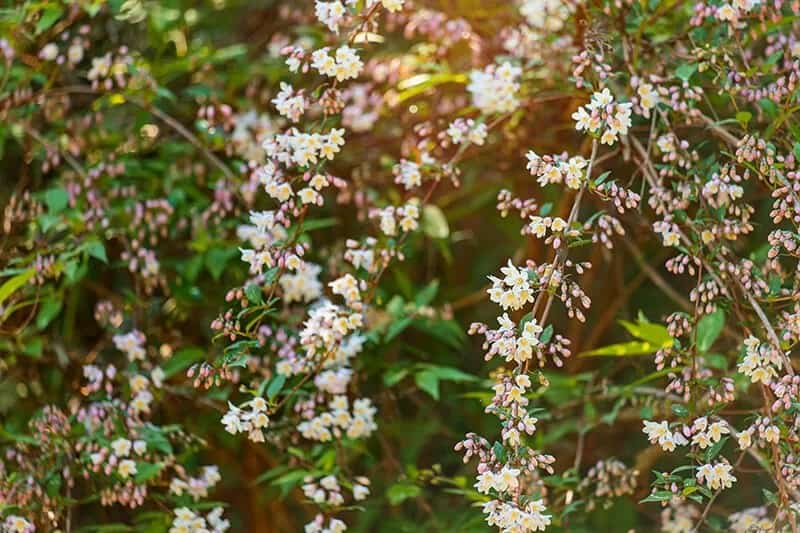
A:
[
  {"left": 689, "top": 417, "right": 730, "bottom": 449},
  {"left": 303, "top": 474, "right": 347, "bottom": 506},
  {"left": 280, "top": 263, "right": 324, "bottom": 303},
  {"left": 468, "top": 62, "right": 522, "bottom": 114},
  {"left": 716, "top": 0, "right": 761, "bottom": 22},
  {"left": 475, "top": 465, "right": 521, "bottom": 494},
  {"left": 221, "top": 397, "right": 270, "bottom": 443},
  {"left": 314, "top": 367, "right": 353, "bottom": 394},
  {"left": 378, "top": 0, "right": 405, "bottom": 11},
  {"left": 483, "top": 499, "right": 552, "bottom": 532},
  {"left": 487, "top": 260, "right": 534, "bottom": 311},
  {"left": 738, "top": 335, "right": 784, "bottom": 384},
  {"left": 728, "top": 507, "right": 773, "bottom": 532},
  {"left": 653, "top": 220, "right": 681, "bottom": 248},
  {"left": 633, "top": 80, "right": 658, "bottom": 116},
  {"left": 701, "top": 173, "right": 744, "bottom": 209},
  {"left": 39, "top": 40, "right": 85, "bottom": 65},
  {"left": 113, "top": 329, "right": 146, "bottom": 361},
  {"left": 315, "top": 1, "right": 347, "bottom": 33},
  {"left": 696, "top": 462, "right": 737, "bottom": 491},
  {"left": 571, "top": 88, "right": 632, "bottom": 145},
  {"left": 230, "top": 110, "right": 277, "bottom": 163},
  {"left": 239, "top": 210, "right": 288, "bottom": 274},
  {"left": 329, "top": 273, "right": 364, "bottom": 308},
  {"left": 299, "top": 302, "right": 362, "bottom": 359},
  {"left": 526, "top": 216, "right": 570, "bottom": 239},
  {"left": 302, "top": 474, "right": 370, "bottom": 506},
  {"left": 304, "top": 515, "right": 347, "bottom": 533},
  {"left": 297, "top": 395, "right": 377, "bottom": 441},
  {"left": 643, "top": 417, "right": 730, "bottom": 452},
  {"left": 490, "top": 314, "right": 544, "bottom": 365},
  {"left": 642, "top": 420, "right": 688, "bottom": 452},
  {"left": 344, "top": 238, "right": 378, "bottom": 273},
  {"left": 526, "top": 150, "right": 589, "bottom": 190},
  {"left": 447, "top": 118, "right": 488, "bottom": 146},
  {"left": 393, "top": 159, "right": 422, "bottom": 190},
  {"left": 737, "top": 417, "right": 781, "bottom": 450},
  {"left": 374, "top": 201, "right": 420, "bottom": 236},
  {"left": 519, "top": 0, "right": 570, "bottom": 31},
  {"left": 169, "top": 507, "right": 229, "bottom": 533},
  {"left": 272, "top": 82, "right": 306, "bottom": 123},
  {"left": 264, "top": 127, "right": 346, "bottom": 168},
  {"left": 169, "top": 466, "right": 222, "bottom": 501},
  {"left": 3, "top": 516, "right": 34, "bottom": 533},
  {"left": 311, "top": 46, "right": 363, "bottom": 82},
  {"left": 109, "top": 437, "right": 147, "bottom": 458}
]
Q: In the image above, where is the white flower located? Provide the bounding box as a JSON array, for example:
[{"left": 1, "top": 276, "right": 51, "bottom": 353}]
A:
[
  {"left": 4, "top": 516, "right": 34, "bottom": 533},
  {"left": 118, "top": 459, "right": 138, "bottom": 479},
  {"left": 40, "top": 43, "right": 59, "bottom": 61},
  {"left": 467, "top": 62, "right": 521, "bottom": 114},
  {"left": 380, "top": 0, "right": 405, "bottom": 12},
  {"left": 717, "top": 3, "right": 737, "bottom": 21},
  {"left": 353, "top": 483, "right": 370, "bottom": 501},
  {"left": 696, "top": 462, "right": 737, "bottom": 491},
  {"left": 315, "top": 1, "right": 347, "bottom": 32},
  {"left": 111, "top": 437, "right": 132, "bottom": 457},
  {"left": 272, "top": 82, "right": 306, "bottom": 122},
  {"left": 394, "top": 160, "right": 422, "bottom": 189},
  {"left": 312, "top": 46, "right": 363, "bottom": 81},
  {"left": 67, "top": 44, "right": 84, "bottom": 64}
]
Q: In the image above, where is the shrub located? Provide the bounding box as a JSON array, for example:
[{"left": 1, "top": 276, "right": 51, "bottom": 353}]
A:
[{"left": 2, "top": 0, "right": 800, "bottom": 531}]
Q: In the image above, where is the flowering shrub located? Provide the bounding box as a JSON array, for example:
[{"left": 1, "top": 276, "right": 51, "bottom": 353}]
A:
[{"left": 3, "top": 0, "right": 800, "bottom": 531}]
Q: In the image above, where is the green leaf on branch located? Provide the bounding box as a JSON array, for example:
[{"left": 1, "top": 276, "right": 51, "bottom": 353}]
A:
[
  {"left": 386, "top": 482, "right": 421, "bottom": 505},
  {"left": 415, "top": 370, "right": 439, "bottom": 399},
  {"left": 696, "top": 309, "right": 725, "bottom": 352},
  {"left": 580, "top": 341, "right": 658, "bottom": 357}
]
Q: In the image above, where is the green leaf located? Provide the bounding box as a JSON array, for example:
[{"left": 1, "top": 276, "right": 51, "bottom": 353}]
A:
[
  {"left": 36, "top": 6, "right": 64, "bottom": 35},
  {"left": 44, "top": 188, "right": 69, "bottom": 214},
  {"left": 383, "top": 367, "right": 409, "bottom": 387},
  {"left": 386, "top": 483, "right": 421, "bottom": 505},
  {"left": 422, "top": 205, "right": 449, "bottom": 239},
  {"left": 205, "top": 246, "right": 238, "bottom": 281},
  {"left": 539, "top": 324, "right": 554, "bottom": 344},
  {"left": 593, "top": 170, "right": 612, "bottom": 186},
  {"left": 385, "top": 316, "right": 413, "bottom": 342},
  {"left": 619, "top": 319, "right": 672, "bottom": 346},
  {"left": 86, "top": 240, "right": 108, "bottom": 264},
  {"left": 244, "top": 283, "right": 263, "bottom": 304},
  {"left": 0, "top": 269, "right": 35, "bottom": 307},
  {"left": 676, "top": 63, "right": 697, "bottom": 83},
  {"left": 736, "top": 111, "right": 752, "bottom": 127},
  {"left": 705, "top": 437, "right": 728, "bottom": 462},
  {"left": 22, "top": 337, "right": 43, "bottom": 358},
  {"left": 580, "top": 341, "right": 657, "bottom": 357},
  {"left": 418, "top": 364, "right": 477, "bottom": 383},
  {"left": 161, "top": 347, "right": 205, "bottom": 378},
  {"left": 414, "top": 370, "right": 439, "bottom": 399},
  {"left": 671, "top": 404, "right": 689, "bottom": 417},
  {"left": 696, "top": 309, "right": 724, "bottom": 352},
  {"left": 300, "top": 217, "right": 338, "bottom": 233},
  {"left": 266, "top": 374, "right": 286, "bottom": 400},
  {"left": 414, "top": 280, "right": 439, "bottom": 306},
  {"left": 140, "top": 427, "right": 173, "bottom": 455},
  {"left": 640, "top": 490, "right": 675, "bottom": 503},
  {"left": 36, "top": 299, "right": 62, "bottom": 330},
  {"left": 492, "top": 441, "right": 507, "bottom": 463},
  {"left": 134, "top": 462, "right": 164, "bottom": 483}
]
